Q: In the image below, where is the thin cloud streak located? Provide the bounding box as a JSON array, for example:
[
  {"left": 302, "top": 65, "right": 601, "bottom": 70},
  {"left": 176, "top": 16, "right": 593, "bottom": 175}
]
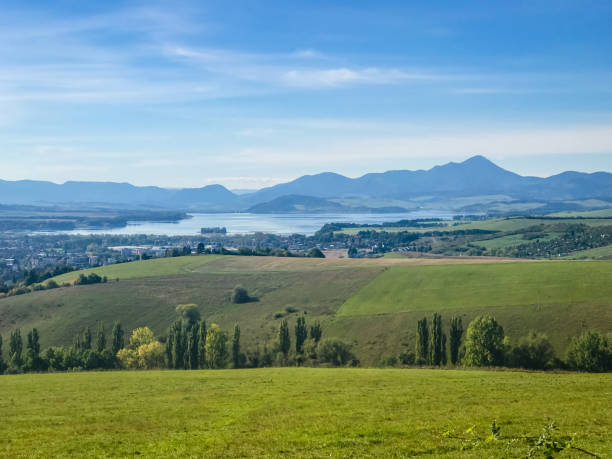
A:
[{"left": 220, "top": 124, "right": 612, "bottom": 167}]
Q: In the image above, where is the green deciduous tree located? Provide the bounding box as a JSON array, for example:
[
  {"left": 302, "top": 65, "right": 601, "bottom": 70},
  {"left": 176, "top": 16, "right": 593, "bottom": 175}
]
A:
[
  {"left": 27, "top": 328, "right": 40, "bottom": 356},
  {"left": 169, "top": 320, "right": 185, "bottom": 369},
  {"left": 96, "top": 323, "right": 106, "bottom": 353},
  {"left": 449, "top": 316, "right": 463, "bottom": 365},
  {"left": 9, "top": 329, "right": 23, "bottom": 369},
  {"left": 111, "top": 322, "right": 124, "bottom": 355},
  {"left": 231, "top": 285, "right": 250, "bottom": 304},
  {"left": 415, "top": 318, "right": 429, "bottom": 364},
  {"left": 82, "top": 326, "right": 92, "bottom": 350},
  {"left": 429, "top": 313, "right": 444, "bottom": 366},
  {"left": 198, "top": 320, "right": 207, "bottom": 368},
  {"left": 463, "top": 315, "right": 505, "bottom": 367},
  {"left": 318, "top": 339, "right": 355, "bottom": 366},
  {"left": 175, "top": 304, "right": 200, "bottom": 327},
  {"left": 25, "top": 328, "right": 47, "bottom": 372},
  {"left": 186, "top": 326, "right": 199, "bottom": 369},
  {"left": 295, "top": 316, "right": 308, "bottom": 354},
  {"left": 309, "top": 321, "right": 322, "bottom": 343},
  {"left": 278, "top": 319, "right": 290, "bottom": 356},
  {"left": 164, "top": 334, "right": 173, "bottom": 368},
  {"left": 231, "top": 324, "right": 244, "bottom": 368},
  {"left": 441, "top": 333, "right": 447, "bottom": 366},
  {"left": 565, "top": 330, "right": 611, "bottom": 372},
  {"left": 205, "top": 324, "right": 228, "bottom": 369}
]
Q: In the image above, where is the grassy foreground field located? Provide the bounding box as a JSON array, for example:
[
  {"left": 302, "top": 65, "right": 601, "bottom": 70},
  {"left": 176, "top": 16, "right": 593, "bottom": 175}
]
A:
[{"left": 1, "top": 368, "right": 610, "bottom": 458}]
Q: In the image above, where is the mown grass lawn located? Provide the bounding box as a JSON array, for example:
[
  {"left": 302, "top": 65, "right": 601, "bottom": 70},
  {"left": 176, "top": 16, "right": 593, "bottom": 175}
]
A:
[{"left": 1, "top": 368, "right": 610, "bottom": 458}]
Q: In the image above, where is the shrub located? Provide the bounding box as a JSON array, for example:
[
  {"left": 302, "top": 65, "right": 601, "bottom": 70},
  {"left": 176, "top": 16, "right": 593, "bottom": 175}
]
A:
[
  {"left": 73, "top": 273, "right": 104, "bottom": 286},
  {"left": 318, "top": 338, "right": 355, "bottom": 366},
  {"left": 46, "top": 280, "right": 60, "bottom": 289},
  {"left": 231, "top": 286, "right": 250, "bottom": 304},
  {"left": 381, "top": 355, "right": 398, "bottom": 367},
  {"left": 565, "top": 331, "right": 612, "bottom": 372},
  {"left": 307, "top": 248, "right": 325, "bottom": 258},
  {"left": 507, "top": 331, "right": 555, "bottom": 370},
  {"left": 399, "top": 350, "right": 415, "bottom": 365}
]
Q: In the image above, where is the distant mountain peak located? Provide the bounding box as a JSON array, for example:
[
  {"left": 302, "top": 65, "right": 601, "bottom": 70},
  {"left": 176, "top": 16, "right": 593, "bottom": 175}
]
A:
[{"left": 462, "top": 154, "right": 494, "bottom": 165}]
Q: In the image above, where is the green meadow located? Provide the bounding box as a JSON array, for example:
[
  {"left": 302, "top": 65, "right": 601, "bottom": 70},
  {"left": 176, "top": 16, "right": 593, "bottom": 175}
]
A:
[
  {"left": 1, "top": 368, "right": 610, "bottom": 458},
  {"left": 49, "top": 254, "right": 224, "bottom": 284},
  {"left": 338, "top": 261, "right": 612, "bottom": 316}
]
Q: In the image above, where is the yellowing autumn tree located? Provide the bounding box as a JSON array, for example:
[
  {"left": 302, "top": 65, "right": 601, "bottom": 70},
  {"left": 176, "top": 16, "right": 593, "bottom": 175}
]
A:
[
  {"left": 129, "top": 327, "right": 156, "bottom": 349},
  {"left": 117, "top": 327, "right": 164, "bottom": 369}
]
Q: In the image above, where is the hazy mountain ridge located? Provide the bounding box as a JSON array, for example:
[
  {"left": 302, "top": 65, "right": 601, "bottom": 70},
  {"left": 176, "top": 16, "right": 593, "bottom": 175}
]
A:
[
  {"left": 0, "top": 180, "right": 238, "bottom": 209},
  {"left": 2, "top": 156, "right": 612, "bottom": 212}
]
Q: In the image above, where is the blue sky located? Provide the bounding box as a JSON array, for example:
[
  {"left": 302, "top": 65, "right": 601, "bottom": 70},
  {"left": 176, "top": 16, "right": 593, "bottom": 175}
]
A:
[{"left": 1, "top": 1, "right": 612, "bottom": 188}]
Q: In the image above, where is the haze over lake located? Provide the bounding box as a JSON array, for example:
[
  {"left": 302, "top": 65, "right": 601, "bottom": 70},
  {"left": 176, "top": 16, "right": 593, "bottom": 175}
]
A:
[{"left": 60, "top": 211, "right": 456, "bottom": 236}]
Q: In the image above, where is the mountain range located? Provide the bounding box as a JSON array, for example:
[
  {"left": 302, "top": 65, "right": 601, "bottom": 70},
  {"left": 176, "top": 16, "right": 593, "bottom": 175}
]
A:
[{"left": 1, "top": 156, "right": 612, "bottom": 213}]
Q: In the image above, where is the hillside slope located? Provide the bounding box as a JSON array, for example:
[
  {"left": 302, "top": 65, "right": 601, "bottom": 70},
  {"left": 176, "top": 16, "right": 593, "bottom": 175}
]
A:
[{"left": 2, "top": 256, "right": 611, "bottom": 365}]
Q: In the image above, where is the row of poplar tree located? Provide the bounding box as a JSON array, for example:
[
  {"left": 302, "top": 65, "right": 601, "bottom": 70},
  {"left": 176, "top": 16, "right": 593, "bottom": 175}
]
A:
[
  {"left": 0, "top": 304, "right": 330, "bottom": 374},
  {"left": 0, "top": 322, "right": 125, "bottom": 373},
  {"left": 415, "top": 313, "right": 464, "bottom": 366},
  {"left": 409, "top": 313, "right": 612, "bottom": 372}
]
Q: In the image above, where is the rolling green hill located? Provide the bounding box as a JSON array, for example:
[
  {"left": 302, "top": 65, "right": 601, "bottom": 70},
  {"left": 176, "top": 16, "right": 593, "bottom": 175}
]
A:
[
  {"left": 2, "top": 256, "right": 612, "bottom": 365},
  {"left": 49, "top": 254, "right": 224, "bottom": 283}
]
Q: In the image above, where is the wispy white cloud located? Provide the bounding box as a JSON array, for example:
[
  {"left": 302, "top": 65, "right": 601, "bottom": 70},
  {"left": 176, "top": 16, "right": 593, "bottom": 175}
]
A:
[
  {"left": 167, "top": 44, "right": 449, "bottom": 89},
  {"left": 0, "top": 2, "right": 580, "bottom": 107},
  {"left": 281, "top": 67, "right": 439, "bottom": 88},
  {"left": 292, "top": 49, "right": 325, "bottom": 59},
  {"left": 450, "top": 87, "right": 536, "bottom": 95}
]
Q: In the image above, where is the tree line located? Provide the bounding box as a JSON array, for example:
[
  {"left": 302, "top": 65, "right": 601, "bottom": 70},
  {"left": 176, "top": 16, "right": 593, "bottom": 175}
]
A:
[
  {"left": 381, "top": 313, "right": 612, "bottom": 372},
  {"left": 1, "top": 310, "right": 610, "bottom": 375},
  {"left": 0, "top": 304, "right": 357, "bottom": 374}
]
